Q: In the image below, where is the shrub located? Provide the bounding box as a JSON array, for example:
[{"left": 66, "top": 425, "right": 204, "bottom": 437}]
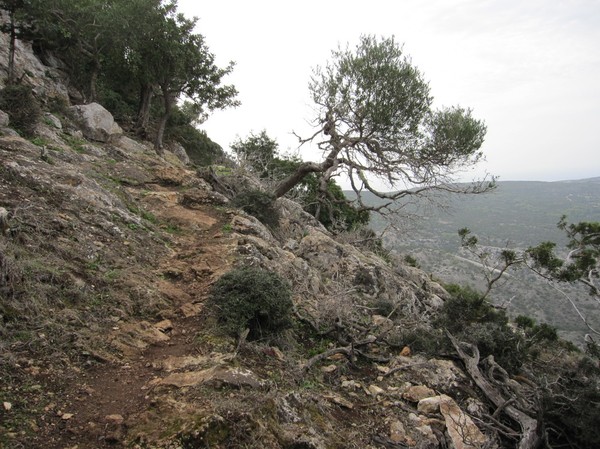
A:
[
  {"left": 515, "top": 315, "right": 535, "bottom": 329},
  {"left": 209, "top": 267, "right": 293, "bottom": 339},
  {"left": 437, "top": 284, "right": 508, "bottom": 333},
  {"left": 436, "top": 283, "right": 524, "bottom": 372},
  {"left": 232, "top": 190, "right": 280, "bottom": 228},
  {"left": 0, "top": 84, "right": 41, "bottom": 135},
  {"left": 404, "top": 254, "right": 420, "bottom": 268}
]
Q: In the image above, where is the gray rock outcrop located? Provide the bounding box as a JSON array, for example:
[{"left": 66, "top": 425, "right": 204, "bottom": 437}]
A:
[{"left": 69, "top": 102, "right": 123, "bottom": 142}]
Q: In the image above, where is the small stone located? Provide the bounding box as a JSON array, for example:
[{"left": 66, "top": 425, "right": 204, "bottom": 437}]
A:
[
  {"left": 390, "top": 420, "right": 407, "bottom": 443},
  {"left": 323, "top": 393, "right": 354, "bottom": 409},
  {"left": 341, "top": 379, "right": 361, "bottom": 390},
  {"left": 402, "top": 385, "right": 436, "bottom": 402},
  {"left": 3, "top": 402, "right": 12, "bottom": 411},
  {"left": 105, "top": 414, "right": 124, "bottom": 425},
  {"left": 376, "top": 364, "right": 390, "bottom": 374},
  {"left": 61, "top": 413, "right": 74, "bottom": 420},
  {"left": 180, "top": 302, "right": 203, "bottom": 318},
  {"left": 372, "top": 315, "right": 393, "bottom": 326},
  {"left": 368, "top": 384, "right": 385, "bottom": 396},
  {"left": 321, "top": 364, "right": 337, "bottom": 373},
  {"left": 399, "top": 346, "right": 411, "bottom": 357}
]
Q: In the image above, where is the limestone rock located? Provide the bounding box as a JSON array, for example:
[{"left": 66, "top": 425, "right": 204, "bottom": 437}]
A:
[
  {"left": 158, "top": 366, "right": 263, "bottom": 389},
  {"left": 154, "top": 319, "right": 173, "bottom": 332},
  {"left": 418, "top": 396, "right": 442, "bottom": 414},
  {"left": 389, "top": 420, "right": 412, "bottom": 445},
  {"left": 323, "top": 393, "right": 354, "bottom": 409},
  {"left": 69, "top": 103, "right": 123, "bottom": 142},
  {"left": 321, "top": 364, "right": 337, "bottom": 373},
  {"left": 368, "top": 384, "right": 386, "bottom": 396},
  {"left": 0, "top": 26, "right": 69, "bottom": 98},
  {"left": 439, "top": 394, "right": 487, "bottom": 449},
  {"left": 43, "top": 112, "right": 62, "bottom": 129},
  {"left": 402, "top": 385, "right": 436, "bottom": 402},
  {"left": 117, "top": 135, "right": 150, "bottom": 154},
  {"left": 168, "top": 141, "right": 190, "bottom": 165},
  {"left": 104, "top": 414, "right": 125, "bottom": 425}
]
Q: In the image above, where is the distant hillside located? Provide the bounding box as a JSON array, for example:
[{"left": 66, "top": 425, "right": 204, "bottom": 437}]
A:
[{"left": 360, "top": 178, "right": 600, "bottom": 343}]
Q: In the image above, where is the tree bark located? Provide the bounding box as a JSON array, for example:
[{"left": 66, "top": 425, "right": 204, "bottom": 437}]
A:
[
  {"left": 136, "top": 83, "right": 154, "bottom": 136},
  {"left": 88, "top": 59, "right": 99, "bottom": 103},
  {"left": 154, "top": 85, "right": 173, "bottom": 154},
  {"left": 273, "top": 161, "right": 325, "bottom": 198},
  {"left": 447, "top": 331, "right": 540, "bottom": 449},
  {"left": 272, "top": 144, "right": 340, "bottom": 198}
]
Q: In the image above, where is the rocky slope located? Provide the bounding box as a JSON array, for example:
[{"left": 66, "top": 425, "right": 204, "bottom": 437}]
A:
[
  {"left": 0, "top": 115, "right": 477, "bottom": 448},
  {"left": 2, "top": 24, "right": 589, "bottom": 449}
]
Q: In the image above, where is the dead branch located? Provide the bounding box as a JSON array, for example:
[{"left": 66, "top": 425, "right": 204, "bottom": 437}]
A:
[
  {"left": 300, "top": 346, "right": 354, "bottom": 374},
  {"left": 383, "top": 361, "right": 431, "bottom": 378},
  {"left": 447, "top": 331, "right": 540, "bottom": 449}
]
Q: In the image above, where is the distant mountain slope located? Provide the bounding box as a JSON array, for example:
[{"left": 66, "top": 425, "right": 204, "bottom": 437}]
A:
[{"left": 360, "top": 178, "right": 600, "bottom": 343}]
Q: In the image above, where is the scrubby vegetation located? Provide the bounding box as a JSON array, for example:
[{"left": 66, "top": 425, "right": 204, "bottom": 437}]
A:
[
  {"left": 209, "top": 267, "right": 293, "bottom": 339},
  {"left": 231, "top": 190, "right": 280, "bottom": 229},
  {"left": 0, "top": 84, "right": 41, "bottom": 135}
]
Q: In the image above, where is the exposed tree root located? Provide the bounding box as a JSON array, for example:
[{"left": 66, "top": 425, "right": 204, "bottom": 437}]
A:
[{"left": 447, "top": 331, "right": 541, "bottom": 449}]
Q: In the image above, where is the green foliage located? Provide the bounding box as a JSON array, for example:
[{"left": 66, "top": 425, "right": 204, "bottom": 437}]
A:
[
  {"left": 166, "top": 105, "right": 225, "bottom": 166},
  {"left": 0, "top": 84, "right": 41, "bottom": 135},
  {"left": 209, "top": 267, "right": 293, "bottom": 339},
  {"left": 541, "top": 371, "right": 600, "bottom": 448},
  {"left": 403, "top": 254, "right": 420, "bottom": 268},
  {"left": 22, "top": 0, "right": 237, "bottom": 151},
  {"left": 515, "top": 315, "right": 536, "bottom": 329},
  {"left": 394, "top": 328, "right": 447, "bottom": 355},
  {"left": 272, "top": 34, "right": 491, "bottom": 211},
  {"left": 438, "top": 284, "right": 509, "bottom": 331},
  {"left": 437, "top": 284, "right": 525, "bottom": 372},
  {"left": 528, "top": 217, "right": 600, "bottom": 292},
  {"left": 232, "top": 190, "right": 280, "bottom": 229},
  {"left": 231, "top": 130, "right": 279, "bottom": 176}
]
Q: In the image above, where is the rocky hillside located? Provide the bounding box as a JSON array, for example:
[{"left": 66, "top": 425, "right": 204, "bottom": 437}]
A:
[{"left": 1, "top": 23, "right": 598, "bottom": 449}]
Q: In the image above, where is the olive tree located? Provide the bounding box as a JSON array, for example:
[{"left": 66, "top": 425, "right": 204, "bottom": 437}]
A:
[{"left": 274, "top": 35, "right": 492, "bottom": 215}]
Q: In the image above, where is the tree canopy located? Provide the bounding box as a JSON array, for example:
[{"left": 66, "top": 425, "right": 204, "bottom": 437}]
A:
[
  {"left": 9, "top": 0, "right": 238, "bottom": 155},
  {"left": 274, "top": 35, "right": 492, "bottom": 217}
]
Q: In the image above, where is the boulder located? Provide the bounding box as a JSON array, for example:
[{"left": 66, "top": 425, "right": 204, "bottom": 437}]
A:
[
  {"left": 69, "top": 103, "right": 123, "bottom": 142},
  {"left": 168, "top": 141, "right": 190, "bottom": 165},
  {"left": 439, "top": 394, "right": 487, "bottom": 449}
]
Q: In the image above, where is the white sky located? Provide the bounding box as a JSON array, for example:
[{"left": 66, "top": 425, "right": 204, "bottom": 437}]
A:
[{"left": 178, "top": 0, "right": 600, "bottom": 183}]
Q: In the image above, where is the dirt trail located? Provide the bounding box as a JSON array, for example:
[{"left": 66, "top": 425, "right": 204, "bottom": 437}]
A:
[{"left": 33, "top": 185, "right": 236, "bottom": 449}]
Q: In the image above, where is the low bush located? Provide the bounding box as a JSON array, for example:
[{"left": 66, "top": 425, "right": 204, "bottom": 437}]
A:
[
  {"left": 0, "top": 84, "right": 41, "bottom": 136},
  {"left": 232, "top": 190, "right": 280, "bottom": 229},
  {"left": 209, "top": 267, "right": 293, "bottom": 339},
  {"left": 436, "top": 283, "right": 524, "bottom": 372}
]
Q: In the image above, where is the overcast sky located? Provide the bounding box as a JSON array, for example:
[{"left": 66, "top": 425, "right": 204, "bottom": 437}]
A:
[{"left": 178, "top": 0, "right": 600, "bottom": 183}]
